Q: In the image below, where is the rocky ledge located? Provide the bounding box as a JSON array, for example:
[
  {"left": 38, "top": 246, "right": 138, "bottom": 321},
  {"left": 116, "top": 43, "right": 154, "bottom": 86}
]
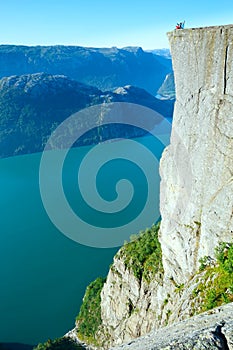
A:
[{"left": 111, "top": 303, "right": 233, "bottom": 350}]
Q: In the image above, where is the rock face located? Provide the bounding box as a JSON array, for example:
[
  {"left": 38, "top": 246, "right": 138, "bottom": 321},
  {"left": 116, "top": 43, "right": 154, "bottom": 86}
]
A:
[
  {"left": 111, "top": 303, "right": 233, "bottom": 350},
  {"left": 100, "top": 253, "right": 165, "bottom": 347},
  {"left": 70, "top": 25, "right": 233, "bottom": 349},
  {"left": 160, "top": 25, "right": 233, "bottom": 285}
]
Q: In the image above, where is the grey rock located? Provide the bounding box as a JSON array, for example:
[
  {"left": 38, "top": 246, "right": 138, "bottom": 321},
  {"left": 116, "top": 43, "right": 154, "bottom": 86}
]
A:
[
  {"left": 111, "top": 303, "right": 233, "bottom": 350},
  {"left": 160, "top": 25, "right": 233, "bottom": 285}
]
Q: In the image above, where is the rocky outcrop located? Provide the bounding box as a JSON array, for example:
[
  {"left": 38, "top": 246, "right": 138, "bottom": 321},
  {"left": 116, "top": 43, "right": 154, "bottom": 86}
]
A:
[
  {"left": 111, "top": 303, "right": 233, "bottom": 350},
  {"left": 160, "top": 24, "right": 233, "bottom": 285},
  {"left": 100, "top": 254, "right": 164, "bottom": 347}
]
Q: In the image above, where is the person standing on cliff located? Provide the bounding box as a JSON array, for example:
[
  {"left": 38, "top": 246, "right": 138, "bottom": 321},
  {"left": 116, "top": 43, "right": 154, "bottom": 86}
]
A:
[
  {"left": 180, "top": 21, "right": 185, "bottom": 29},
  {"left": 176, "top": 21, "right": 185, "bottom": 29}
]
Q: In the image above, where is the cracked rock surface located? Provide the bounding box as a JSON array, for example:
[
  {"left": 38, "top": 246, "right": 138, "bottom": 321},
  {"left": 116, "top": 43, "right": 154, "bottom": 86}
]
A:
[
  {"left": 160, "top": 25, "right": 233, "bottom": 284},
  {"left": 111, "top": 303, "right": 233, "bottom": 350}
]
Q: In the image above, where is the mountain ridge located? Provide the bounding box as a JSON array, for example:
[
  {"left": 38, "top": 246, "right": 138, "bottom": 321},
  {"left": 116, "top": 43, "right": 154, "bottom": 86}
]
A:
[
  {"left": 0, "top": 72, "right": 173, "bottom": 158},
  {"left": 0, "top": 45, "right": 172, "bottom": 95}
]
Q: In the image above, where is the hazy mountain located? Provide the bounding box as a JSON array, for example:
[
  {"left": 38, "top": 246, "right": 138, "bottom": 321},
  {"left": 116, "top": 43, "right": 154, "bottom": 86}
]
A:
[
  {"left": 157, "top": 72, "right": 175, "bottom": 99},
  {"left": 0, "top": 45, "right": 172, "bottom": 95},
  {"left": 148, "top": 49, "right": 175, "bottom": 97},
  {"left": 0, "top": 73, "right": 174, "bottom": 158},
  {"left": 149, "top": 48, "right": 171, "bottom": 59},
  {"left": 111, "top": 85, "right": 174, "bottom": 114}
]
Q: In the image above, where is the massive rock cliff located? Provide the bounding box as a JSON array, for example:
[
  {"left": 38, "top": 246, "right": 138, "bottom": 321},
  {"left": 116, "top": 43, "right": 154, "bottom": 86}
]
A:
[
  {"left": 72, "top": 25, "right": 233, "bottom": 349},
  {"left": 160, "top": 24, "right": 233, "bottom": 284}
]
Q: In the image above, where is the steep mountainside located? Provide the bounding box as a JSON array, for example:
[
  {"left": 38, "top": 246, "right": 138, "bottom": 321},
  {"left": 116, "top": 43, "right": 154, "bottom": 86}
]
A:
[
  {"left": 70, "top": 25, "right": 233, "bottom": 349},
  {"left": 0, "top": 45, "right": 171, "bottom": 95},
  {"left": 0, "top": 73, "right": 173, "bottom": 158}
]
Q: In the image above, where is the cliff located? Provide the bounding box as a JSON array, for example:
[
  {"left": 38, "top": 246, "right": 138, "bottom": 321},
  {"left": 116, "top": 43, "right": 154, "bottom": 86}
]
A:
[
  {"left": 72, "top": 25, "right": 233, "bottom": 349},
  {"left": 160, "top": 24, "right": 233, "bottom": 285}
]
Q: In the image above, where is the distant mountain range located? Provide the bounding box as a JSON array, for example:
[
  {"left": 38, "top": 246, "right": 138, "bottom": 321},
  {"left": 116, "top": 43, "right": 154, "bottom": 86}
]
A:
[
  {"left": 0, "top": 73, "right": 174, "bottom": 158},
  {"left": 148, "top": 48, "right": 171, "bottom": 59},
  {"left": 0, "top": 45, "right": 172, "bottom": 96}
]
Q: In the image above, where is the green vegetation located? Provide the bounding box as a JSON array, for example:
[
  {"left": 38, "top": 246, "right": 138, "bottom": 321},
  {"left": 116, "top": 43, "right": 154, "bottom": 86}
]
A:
[
  {"left": 175, "top": 283, "right": 184, "bottom": 294},
  {"left": 34, "top": 337, "right": 83, "bottom": 350},
  {"left": 194, "top": 242, "right": 233, "bottom": 312},
  {"left": 199, "top": 256, "right": 212, "bottom": 271},
  {"left": 165, "top": 309, "right": 172, "bottom": 326},
  {"left": 76, "top": 277, "right": 106, "bottom": 346},
  {"left": 120, "top": 222, "right": 163, "bottom": 282}
]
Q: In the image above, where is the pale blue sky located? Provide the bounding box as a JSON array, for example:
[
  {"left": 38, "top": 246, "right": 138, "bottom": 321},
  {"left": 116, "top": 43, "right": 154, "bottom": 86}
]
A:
[{"left": 1, "top": 0, "right": 233, "bottom": 49}]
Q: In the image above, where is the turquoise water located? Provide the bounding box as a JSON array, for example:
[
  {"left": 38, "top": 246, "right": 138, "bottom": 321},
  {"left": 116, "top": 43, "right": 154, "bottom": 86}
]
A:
[{"left": 0, "top": 130, "right": 170, "bottom": 345}]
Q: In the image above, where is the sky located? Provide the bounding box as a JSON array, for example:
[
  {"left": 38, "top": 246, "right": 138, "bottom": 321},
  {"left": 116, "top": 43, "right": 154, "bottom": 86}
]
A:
[{"left": 0, "top": 0, "right": 233, "bottom": 49}]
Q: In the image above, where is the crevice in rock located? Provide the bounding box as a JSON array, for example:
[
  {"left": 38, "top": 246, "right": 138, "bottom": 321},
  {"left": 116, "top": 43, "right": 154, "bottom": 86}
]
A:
[
  {"left": 213, "top": 322, "right": 229, "bottom": 350},
  {"left": 193, "top": 221, "right": 202, "bottom": 272},
  {"left": 128, "top": 299, "right": 134, "bottom": 316},
  {"left": 223, "top": 45, "right": 229, "bottom": 95}
]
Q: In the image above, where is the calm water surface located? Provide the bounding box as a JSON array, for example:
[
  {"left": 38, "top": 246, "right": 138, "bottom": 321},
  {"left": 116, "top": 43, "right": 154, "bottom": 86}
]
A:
[{"left": 0, "top": 130, "right": 170, "bottom": 345}]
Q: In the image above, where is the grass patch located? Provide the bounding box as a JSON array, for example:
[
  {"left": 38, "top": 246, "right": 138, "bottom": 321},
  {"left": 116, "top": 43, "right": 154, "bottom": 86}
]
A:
[
  {"left": 76, "top": 276, "right": 106, "bottom": 346},
  {"left": 120, "top": 222, "right": 163, "bottom": 282},
  {"left": 195, "top": 242, "right": 233, "bottom": 312}
]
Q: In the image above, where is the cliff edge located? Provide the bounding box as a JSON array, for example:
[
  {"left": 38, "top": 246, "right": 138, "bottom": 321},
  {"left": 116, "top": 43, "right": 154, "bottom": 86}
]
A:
[{"left": 161, "top": 24, "right": 233, "bottom": 284}]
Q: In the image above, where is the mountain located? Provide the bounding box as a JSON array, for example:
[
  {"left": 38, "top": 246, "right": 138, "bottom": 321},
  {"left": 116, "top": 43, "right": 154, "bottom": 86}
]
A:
[
  {"left": 112, "top": 85, "right": 174, "bottom": 113},
  {"left": 0, "top": 45, "right": 171, "bottom": 95},
  {"left": 0, "top": 73, "right": 174, "bottom": 158},
  {"left": 157, "top": 72, "right": 175, "bottom": 99},
  {"left": 69, "top": 25, "right": 233, "bottom": 349},
  {"left": 149, "top": 48, "right": 171, "bottom": 59},
  {"left": 146, "top": 50, "right": 175, "bottom": 99}
]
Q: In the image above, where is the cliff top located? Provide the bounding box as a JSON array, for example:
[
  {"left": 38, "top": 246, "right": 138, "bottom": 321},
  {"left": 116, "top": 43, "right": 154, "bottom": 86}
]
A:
[{"left": 167, "top": 23, "right": 233, "bottom": 36}]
